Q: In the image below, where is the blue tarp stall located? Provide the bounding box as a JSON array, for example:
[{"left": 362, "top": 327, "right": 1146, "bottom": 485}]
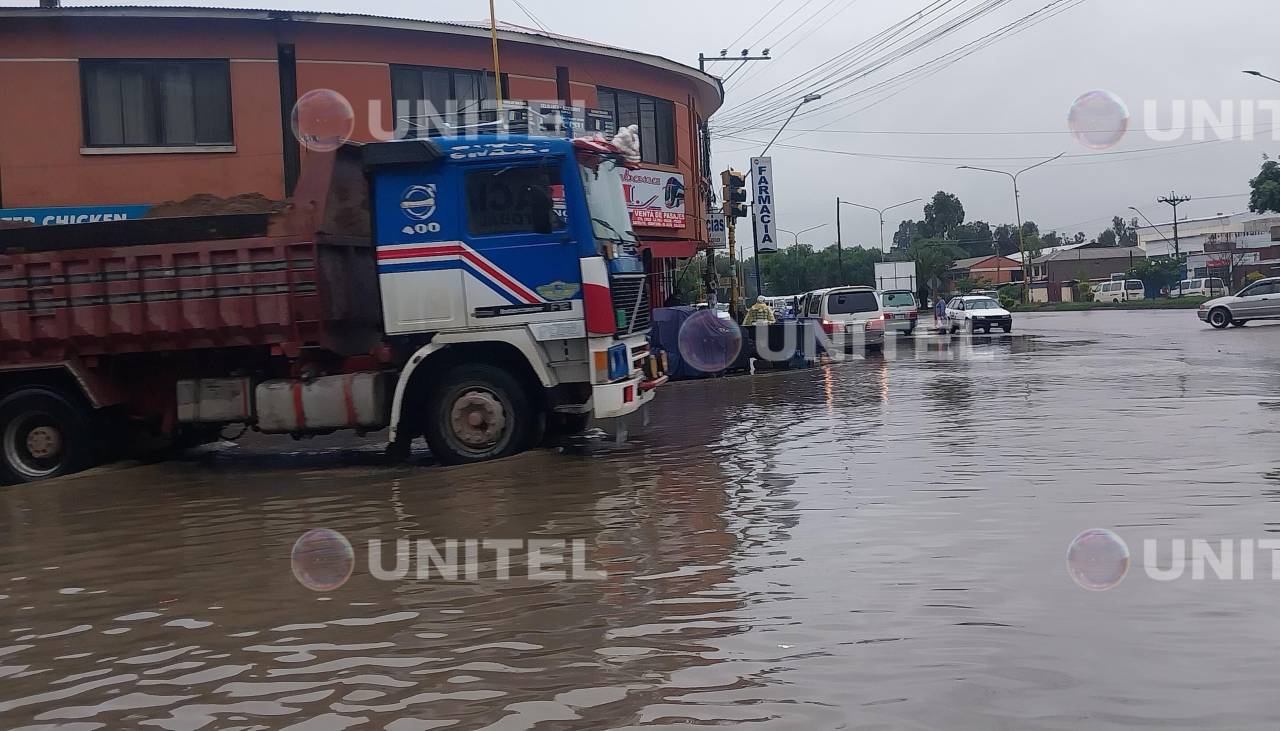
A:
[{"left": 651, "top": 308, "right": 816, "bottom": 380}]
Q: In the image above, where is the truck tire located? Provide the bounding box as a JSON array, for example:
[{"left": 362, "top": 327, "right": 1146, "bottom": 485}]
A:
[
  {"left": 0, "top": 388, "right": 93, "bottom": 484},
  {"left": 547, "top": 412, "right": 591, "bottom": 437},
  {"left": 422, "top": 364, "right": 534, "bottom": 465}
]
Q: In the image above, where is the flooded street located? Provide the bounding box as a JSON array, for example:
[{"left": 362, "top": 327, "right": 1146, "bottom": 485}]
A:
[{"left": 3, "top": 311, "right": 1279, "bottom": 730}]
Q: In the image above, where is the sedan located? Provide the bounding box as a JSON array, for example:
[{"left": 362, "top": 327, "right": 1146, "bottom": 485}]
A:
[
  {"left": 1199, "top": 277, "right": 1280, "bottom": 329},
  {"left": 947, "top": 295, "right": 1013, "bottom": 334}
]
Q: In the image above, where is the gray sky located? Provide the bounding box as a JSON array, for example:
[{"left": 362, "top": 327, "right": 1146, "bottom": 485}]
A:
[{"left": 10, "top": 0, "right": 1278, "bottom": 248}]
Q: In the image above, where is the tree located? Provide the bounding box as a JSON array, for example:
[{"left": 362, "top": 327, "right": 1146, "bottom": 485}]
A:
[
  {"left": 952, "top": 220, "right": 994, "bottom": 257},
  {"left": 1042, "top": 230, "right": 1064, "bottom": 249},
  {"left": 909, "top": 237, "right": 962, "bottom": 297},
  {"left": 1096, "top": 228, "right": 1118, "bottom": 247},
  {"left": 993, "top": 224, "right": 1017, "bottom": 256},
  {"left": 1071, "top": 232, "right": 1087, "bottom": 245},
  {"left": 1128, "top": 257, "right": 1181, "bottom": 293},
  {"left": 1112, "top": 215, "right": 1138, "bottom": 246},
  {"left": 1249, "top": 159, "right": 1280, "bottom": 214},
  {"left": 921, "top": 191, "right": 965, "bottom": 239},
  {"left": 892, "top": 220, "right": 918, "bottom": 251}
]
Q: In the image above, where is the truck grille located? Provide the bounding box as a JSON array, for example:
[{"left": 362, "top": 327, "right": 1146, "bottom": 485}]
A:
[{"left": 609, "top": 274, "right": 650, "bottom": 333}]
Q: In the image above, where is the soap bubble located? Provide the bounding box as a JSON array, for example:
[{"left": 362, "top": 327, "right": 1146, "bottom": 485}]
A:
[
  {"left": 677, "top": 309, "right": 742, "bottom": 373},
  {"left": 291, "top": 528, "right": 355, "bottom": 592},
  {"left": 1066, "top": 528, "right": 1129, "bottom": 591},
  {"left": 291, "top": 89, "right": 355, "bottom": 152},
  {"left": 1068, "top": 90, "right": 1129, "bottom": 150}
]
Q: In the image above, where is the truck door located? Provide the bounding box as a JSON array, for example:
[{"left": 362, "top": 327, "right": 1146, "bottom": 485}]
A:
[
  {"left": 457, "top": 161, "right": 585, "bottom": 327},
  {"left": 371, "top": 164, "right": 468, "bottom": 334}
]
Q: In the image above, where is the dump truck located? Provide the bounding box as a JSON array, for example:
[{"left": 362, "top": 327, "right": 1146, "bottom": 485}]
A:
[{"left": 0, "top": 134, "right": 667, "bottom": 482}]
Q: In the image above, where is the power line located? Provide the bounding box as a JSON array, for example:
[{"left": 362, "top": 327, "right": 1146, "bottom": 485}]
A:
[
  {"left": 716, "top": 0, "right": 968, "bottom": 121},
  {"left": 723, "top": 0, "right": 788, "bottom": 52},
  {"left": 721, "top": 0, "right": 1082, "bottom": 133}
]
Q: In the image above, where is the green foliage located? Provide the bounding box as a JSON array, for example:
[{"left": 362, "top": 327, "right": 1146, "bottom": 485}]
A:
[
  {"left": 1076, "top": 280, "right": 1094, "bottom": 301},
  {"left": 954, "top": 276, "right": 991, "bottom": 294},
  {"left": 910, "top": 237, "right": 962, "bottom": 297},
  {"left": 742, "top": 244, "right": 883, "bottom": 298},
  {"left": 1244, "top": 271, "right": 1265, "bottom": 284},
  {"left": 921, "top": 191, "right": 965, "bottom": 239},
  {"left": 1128, "top": 257, "right": 1182, "bottom": 292},
  {"left": 1249, "top": 159, "right": 1280, "bottom": 214}
]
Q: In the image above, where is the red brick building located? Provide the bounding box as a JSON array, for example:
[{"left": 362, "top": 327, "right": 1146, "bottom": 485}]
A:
[{"left": 0, "top": 6, "right": 722, "bottom": 301}]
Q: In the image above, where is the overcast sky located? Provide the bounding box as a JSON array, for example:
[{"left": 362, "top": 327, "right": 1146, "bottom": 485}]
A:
[{"left": 8, "top": 0, "right": 1278, "bottom": 249}]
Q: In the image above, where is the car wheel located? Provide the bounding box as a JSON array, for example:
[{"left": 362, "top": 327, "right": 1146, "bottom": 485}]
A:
[
  {"left": 1208, "top": 307, "right": 1232, "bottom": 329},
  {"left": 0, "top": 388, "right": 93, "bottom": 484},
  {"left": 1002, "top": 323, "right": 1012, "bottom": 333},
  {"left": 422, "top": 364, "right": 534, "bottom": 465},
  {"left": 949, "top": 324, "right": 958, "bottom": 334},
  {"left": 1230, "top": 320, "right": 1249, "bottom": 328}
]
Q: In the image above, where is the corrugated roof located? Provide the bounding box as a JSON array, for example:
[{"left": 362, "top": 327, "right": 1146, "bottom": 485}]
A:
[{"left": 1031, "top": 246, "right": 1146, "bottom": 264}]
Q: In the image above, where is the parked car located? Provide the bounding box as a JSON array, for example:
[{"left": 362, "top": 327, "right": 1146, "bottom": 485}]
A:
[
  {"left": 879, "top": 289, "right": 919, "bottom": 335},
  {"left": 1172, "top": 277, "right": 1227, "bottom": 298},
  {"left": 946, "top": 295, "right": 1013, "bottom": 334},
  {"left": 799, "top": 286, "right": 885, "bottom": 354},
  {"left": 1093, "top": 279, "right": 1146, "bottom": 303},
  {"left": 1199, "top": 277, "right": 1280, "bottom": 329}
]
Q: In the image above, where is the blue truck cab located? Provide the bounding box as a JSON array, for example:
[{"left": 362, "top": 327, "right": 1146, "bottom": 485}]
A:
[{"left": 363, "top": 134, "right": 665, "bottom": 462}]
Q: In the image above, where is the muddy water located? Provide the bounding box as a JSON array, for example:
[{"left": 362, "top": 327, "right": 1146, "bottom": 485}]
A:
[{"left": 2, "top": 311, "right": 1279, "bottom": 729}]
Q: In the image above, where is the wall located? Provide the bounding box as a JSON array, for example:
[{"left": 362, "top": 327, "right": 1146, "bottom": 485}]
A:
[{"left": 0, "top": 12, "right": 716, "bottom": 254}]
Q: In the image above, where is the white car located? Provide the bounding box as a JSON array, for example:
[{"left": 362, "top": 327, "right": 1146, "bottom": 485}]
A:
[
  {"left": 946, "top": 295, "right": 1013, "bottom": 334},
  {"left": 1198, "top": 277, "right": 1280, "bottom": 329}
]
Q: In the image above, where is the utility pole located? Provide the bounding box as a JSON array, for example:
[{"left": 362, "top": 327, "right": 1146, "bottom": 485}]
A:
[
  {"left": 1158, "top": 193, "right": 1191, "bottom": 297},
  {"left": 835, "top": 198, "right": 845, "bottom": 284},
  {"left": 698, "top": 50, "right": 771, "bottom": 74}
]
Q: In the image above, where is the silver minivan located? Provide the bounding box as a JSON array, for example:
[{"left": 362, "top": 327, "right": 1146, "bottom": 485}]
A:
[{"left": 799, "top": 286, "right": 885, "bottom": 354}]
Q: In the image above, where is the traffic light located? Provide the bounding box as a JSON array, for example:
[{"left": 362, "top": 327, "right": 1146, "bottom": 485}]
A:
[{"left": 721, "top": 169, "right": 748, "bottom": 219}]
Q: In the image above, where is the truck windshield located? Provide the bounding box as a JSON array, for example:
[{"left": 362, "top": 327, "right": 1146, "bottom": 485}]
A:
[{"left": 579, "top": 156, "right": 636, "bottom": 251}]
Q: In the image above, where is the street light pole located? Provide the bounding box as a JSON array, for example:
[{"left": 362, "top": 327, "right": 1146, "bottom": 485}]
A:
[
  {"left": 1243, "top": 70, "right": 1280, "bottom": 85},
  {"left": 838, "top": 198, "right": 923, "bottom": 253},
  {"left": 958, "top": 152, "right": 1064, "bottom": 302},
  {"left": 778, "top": 223, "right": 827, "bottom": 248},
  {"left": 749, "top": 93, "right": 821, "bottom": 297}
]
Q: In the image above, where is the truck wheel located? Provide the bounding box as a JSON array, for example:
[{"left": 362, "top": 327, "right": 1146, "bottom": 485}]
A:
[
  {"left": 1230, "top": 320, "right": 1249, "bottom": 328},
  {"left": 423, "top": 364, "right": 533, "bottom": 465},
  {"left": 0, "top": 388, "right": 92, "bottom": 483},
  {"left": 1208, "top": 307, "right": 1232, "bottom": 329}
]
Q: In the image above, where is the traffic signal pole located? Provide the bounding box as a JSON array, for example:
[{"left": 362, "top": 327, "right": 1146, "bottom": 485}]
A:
[{"left": 721, "top": 169, "right": 748, "bottom": 321}]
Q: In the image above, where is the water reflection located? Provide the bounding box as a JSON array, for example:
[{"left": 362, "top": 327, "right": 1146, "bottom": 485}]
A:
[{"left": 2, "top": 312, "right": 1279, "bottom": 728}]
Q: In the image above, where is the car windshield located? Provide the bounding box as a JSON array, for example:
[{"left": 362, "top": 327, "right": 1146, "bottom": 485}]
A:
[
  {"left": 881, "top": 291, "right": 916, "bottom": 308},
  {"left": 579, "top": 155, "right": 636, "bottom": 249},
  {"left": 965, "top": 298, "right": 1000, "bottom": 310},
  {"left": 826, "top": 291, "right": 879, "bottom": 314}
]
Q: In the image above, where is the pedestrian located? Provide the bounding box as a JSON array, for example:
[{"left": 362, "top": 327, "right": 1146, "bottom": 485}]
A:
[
  {"left": 743, "top": 295, "right": 776, "bottom": 326},
  {"left": 934, "top": 293, "right": 948, "bottom": 330}
]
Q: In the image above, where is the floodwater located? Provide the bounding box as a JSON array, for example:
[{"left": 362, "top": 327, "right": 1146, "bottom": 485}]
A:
[{"left": 2, "top": 311, "right": 1279, "bottom": 730}]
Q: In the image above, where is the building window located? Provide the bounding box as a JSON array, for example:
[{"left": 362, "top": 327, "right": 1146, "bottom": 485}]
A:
[
  {"left": 596, "top": 87, "right": 675, "bottom": 166},
  {"left": 391, "top": 65, "right": 501, "bottom": 138},
  {"left": 465, "top": 165, "right": 566, "bottom": 236},
  {"left": 81, "top": 60, "right": 232, "bottom": 148}
]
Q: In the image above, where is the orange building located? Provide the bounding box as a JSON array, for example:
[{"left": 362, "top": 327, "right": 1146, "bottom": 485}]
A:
[{"left": 0, "top": 6, "right": 722, "bottom": 299}]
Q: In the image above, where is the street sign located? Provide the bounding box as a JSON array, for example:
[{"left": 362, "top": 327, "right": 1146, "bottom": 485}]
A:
[
  {"left": 707, "top": 212, "right": 727, "bottom": 249},
  {"left": 750, "top": 156, "right": 778, "bottom": 253}
]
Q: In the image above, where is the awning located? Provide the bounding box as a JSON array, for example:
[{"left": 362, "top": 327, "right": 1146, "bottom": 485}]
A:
[{"left": 639, "top": 239, "right": 700, "bottom": 259}]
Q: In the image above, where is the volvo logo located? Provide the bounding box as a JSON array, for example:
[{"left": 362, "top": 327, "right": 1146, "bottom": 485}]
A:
[{"left": 400, "top": 184, "right": 437, "bottom": 221}]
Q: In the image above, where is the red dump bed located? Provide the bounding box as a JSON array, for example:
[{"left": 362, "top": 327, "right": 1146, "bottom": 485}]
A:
[{"left": 0, "top": 148, "right": 381, "bottom": 364}]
